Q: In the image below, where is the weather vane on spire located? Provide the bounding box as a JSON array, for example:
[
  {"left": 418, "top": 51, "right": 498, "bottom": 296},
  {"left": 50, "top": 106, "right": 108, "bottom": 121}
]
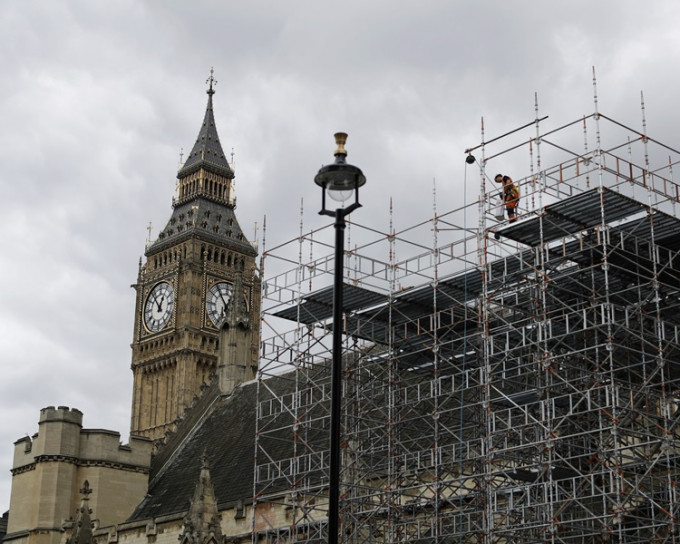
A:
[{"left": 206, "top": 67, "right": 217, "bottom": 96}]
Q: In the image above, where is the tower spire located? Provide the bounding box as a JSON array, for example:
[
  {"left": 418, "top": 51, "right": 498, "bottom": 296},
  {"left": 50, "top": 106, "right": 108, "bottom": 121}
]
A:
[{"left": 177, "top": 69, "right": 233, "bottom": 180}]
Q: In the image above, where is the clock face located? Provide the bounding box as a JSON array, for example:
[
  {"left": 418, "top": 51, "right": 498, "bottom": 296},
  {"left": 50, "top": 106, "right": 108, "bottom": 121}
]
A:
[
  {"left": 207, "top": 282, "right": 233, "bottom": 327},
  {"left": 144, "top": 281, "right": 175, "bottom": 332}
]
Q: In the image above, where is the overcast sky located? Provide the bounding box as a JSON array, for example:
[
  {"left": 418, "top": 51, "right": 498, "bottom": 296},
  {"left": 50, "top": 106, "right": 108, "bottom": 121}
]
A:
[{"left": 2, "top": 0, "right": 680, "bottom": 512}]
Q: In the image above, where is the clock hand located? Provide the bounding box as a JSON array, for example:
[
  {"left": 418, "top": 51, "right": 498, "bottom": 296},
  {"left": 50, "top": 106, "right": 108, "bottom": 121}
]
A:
[
  {"left": 156, "top": 296, "right": 164, "bottom": 313},
  {"left": 218, "top": 291, "right": 230, "bottom": 310}
]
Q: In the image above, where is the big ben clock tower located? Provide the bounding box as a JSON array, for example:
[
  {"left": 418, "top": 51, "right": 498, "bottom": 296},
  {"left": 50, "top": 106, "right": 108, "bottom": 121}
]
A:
[{"left": 130, "top": 72, "right": 260, "bottom": 441}]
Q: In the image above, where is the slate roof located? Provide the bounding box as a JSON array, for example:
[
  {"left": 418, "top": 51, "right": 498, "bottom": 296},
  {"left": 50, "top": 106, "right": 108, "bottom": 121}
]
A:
[
  {"left": 146, "top": 84, "right": 255, "bottom": 257},
  {"left": 0, "top": 511, "right": 8, "bottom": 542},
  {"left": 146, "top": 197, "right": 256, "bottom": 256},
  {"left": 177, "top": 89, "right": 234, "bottom": 179},
  {"left": 128, "top": 373, "right": 302, "bottom": 520},
  {"left": 129, "top": 384, "right": 255, "bottom": 519}
]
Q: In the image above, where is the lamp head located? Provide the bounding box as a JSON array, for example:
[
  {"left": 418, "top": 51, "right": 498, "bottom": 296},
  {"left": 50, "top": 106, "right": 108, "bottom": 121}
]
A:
[{"left": 315, "top": 132, "right": 366, "bottom": 207}]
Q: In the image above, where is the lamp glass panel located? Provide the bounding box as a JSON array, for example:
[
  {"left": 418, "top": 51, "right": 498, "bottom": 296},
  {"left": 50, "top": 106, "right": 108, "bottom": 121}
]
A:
[{"left": 327, "top": 178, "right": 354, "bottom": 202}]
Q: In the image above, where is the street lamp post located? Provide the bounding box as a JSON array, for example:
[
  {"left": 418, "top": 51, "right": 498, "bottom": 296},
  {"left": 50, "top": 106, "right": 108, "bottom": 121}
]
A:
[{"left": 314, "top": 132, "right": 366, "bottom": 544}]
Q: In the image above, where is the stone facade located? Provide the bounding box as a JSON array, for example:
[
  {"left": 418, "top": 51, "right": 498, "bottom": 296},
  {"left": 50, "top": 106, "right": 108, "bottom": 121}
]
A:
[
  {"left": 92, "top": 505, "right": 254, "bottom": 544},
  {"left": 129, "top": 84, "right": 260, "bottom": 442},
  {"left": 5, "top": 407, "right": 151, "bottom": 544}
]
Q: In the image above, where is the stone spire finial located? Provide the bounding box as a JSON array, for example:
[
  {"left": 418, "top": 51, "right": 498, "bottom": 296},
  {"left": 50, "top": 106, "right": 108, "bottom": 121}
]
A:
[
  {"left": 66, "top": 481, "right": 95, "bottom": 544},
  {"left": 80, "top": 480, "right": 93, "bottom": 497},
  {"left": 206, "top": 67, "right": 217, "bottom": 96},
  {"left": 179, "top": 455, "right": 224, "bottom": 544}
]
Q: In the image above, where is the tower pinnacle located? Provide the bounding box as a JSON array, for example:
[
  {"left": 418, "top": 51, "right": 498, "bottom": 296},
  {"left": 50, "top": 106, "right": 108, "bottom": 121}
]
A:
[
  {"left": 177, "top": 69, "right": 233, "bottom": 180},
  {"left": 206, "top": 66, "right": 216, "bottom": 96}
]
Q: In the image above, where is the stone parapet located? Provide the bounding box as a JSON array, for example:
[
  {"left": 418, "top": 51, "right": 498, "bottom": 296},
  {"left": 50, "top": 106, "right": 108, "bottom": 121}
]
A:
[
  {"left": 7, "top": 408, "right": 153, "bottom": 544},
  {"left": 13, "top": 407, "right": 152, "bottom": 474}
]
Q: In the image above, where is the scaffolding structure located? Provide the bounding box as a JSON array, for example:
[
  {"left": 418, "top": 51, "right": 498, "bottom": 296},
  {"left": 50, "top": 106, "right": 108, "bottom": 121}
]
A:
[{"left": 252, "top": 93, "right": 680, "bottom": 543}]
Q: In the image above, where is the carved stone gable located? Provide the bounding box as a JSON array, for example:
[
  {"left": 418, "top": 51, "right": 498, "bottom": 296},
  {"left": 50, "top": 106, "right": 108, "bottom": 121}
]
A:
[
  {"left": 179, "top": 454, "right": 224, "bottom": 544},
  {"left": 65, "top": 481, "right": 95, "bottom": 544}
]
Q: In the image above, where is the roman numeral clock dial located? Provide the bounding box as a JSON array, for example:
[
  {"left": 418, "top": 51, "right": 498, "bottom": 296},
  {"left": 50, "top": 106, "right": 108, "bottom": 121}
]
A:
[
  {"left": 144, "top": 281, "right": 175, "bottom": 332},
  {"left": 207, "top": 282, "right": 233, "bottom": 327}
]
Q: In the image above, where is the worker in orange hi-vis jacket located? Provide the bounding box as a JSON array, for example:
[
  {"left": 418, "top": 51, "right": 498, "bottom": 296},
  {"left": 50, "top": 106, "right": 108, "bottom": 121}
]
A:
[{"left": 494, "top": 174, "right": 520, "bottom": 223}]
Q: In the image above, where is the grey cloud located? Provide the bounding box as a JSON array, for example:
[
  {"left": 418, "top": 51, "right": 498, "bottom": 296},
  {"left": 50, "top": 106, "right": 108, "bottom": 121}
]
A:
[{"left": 2, "top": 0, "right": 680, "bottom": 511}]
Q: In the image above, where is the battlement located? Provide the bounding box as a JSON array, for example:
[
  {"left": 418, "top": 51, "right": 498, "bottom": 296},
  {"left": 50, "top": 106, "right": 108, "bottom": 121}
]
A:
[
  {"left": 79, "top": 429, "right": 152, "bottom": 467},
  {"left": 12, "top": 408, "right": 152, "bottom": 472},
  {"left": 8, "top": 408, "right": 152, "bottom": 537},
  {"left": 38, "top": 405, "right": 83, "bottom": 426}
]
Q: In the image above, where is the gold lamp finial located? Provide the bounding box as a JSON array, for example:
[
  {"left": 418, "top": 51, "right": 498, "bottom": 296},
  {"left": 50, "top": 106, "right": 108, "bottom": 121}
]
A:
[{"left": 334, "top": 132, "right": 348, "bottom": 156}]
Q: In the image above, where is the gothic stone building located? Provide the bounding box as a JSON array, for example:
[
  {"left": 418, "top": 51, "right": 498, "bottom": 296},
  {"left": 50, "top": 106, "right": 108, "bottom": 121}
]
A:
[{"left": 5, "top": 80, "right": 266, "bottom": 544}]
